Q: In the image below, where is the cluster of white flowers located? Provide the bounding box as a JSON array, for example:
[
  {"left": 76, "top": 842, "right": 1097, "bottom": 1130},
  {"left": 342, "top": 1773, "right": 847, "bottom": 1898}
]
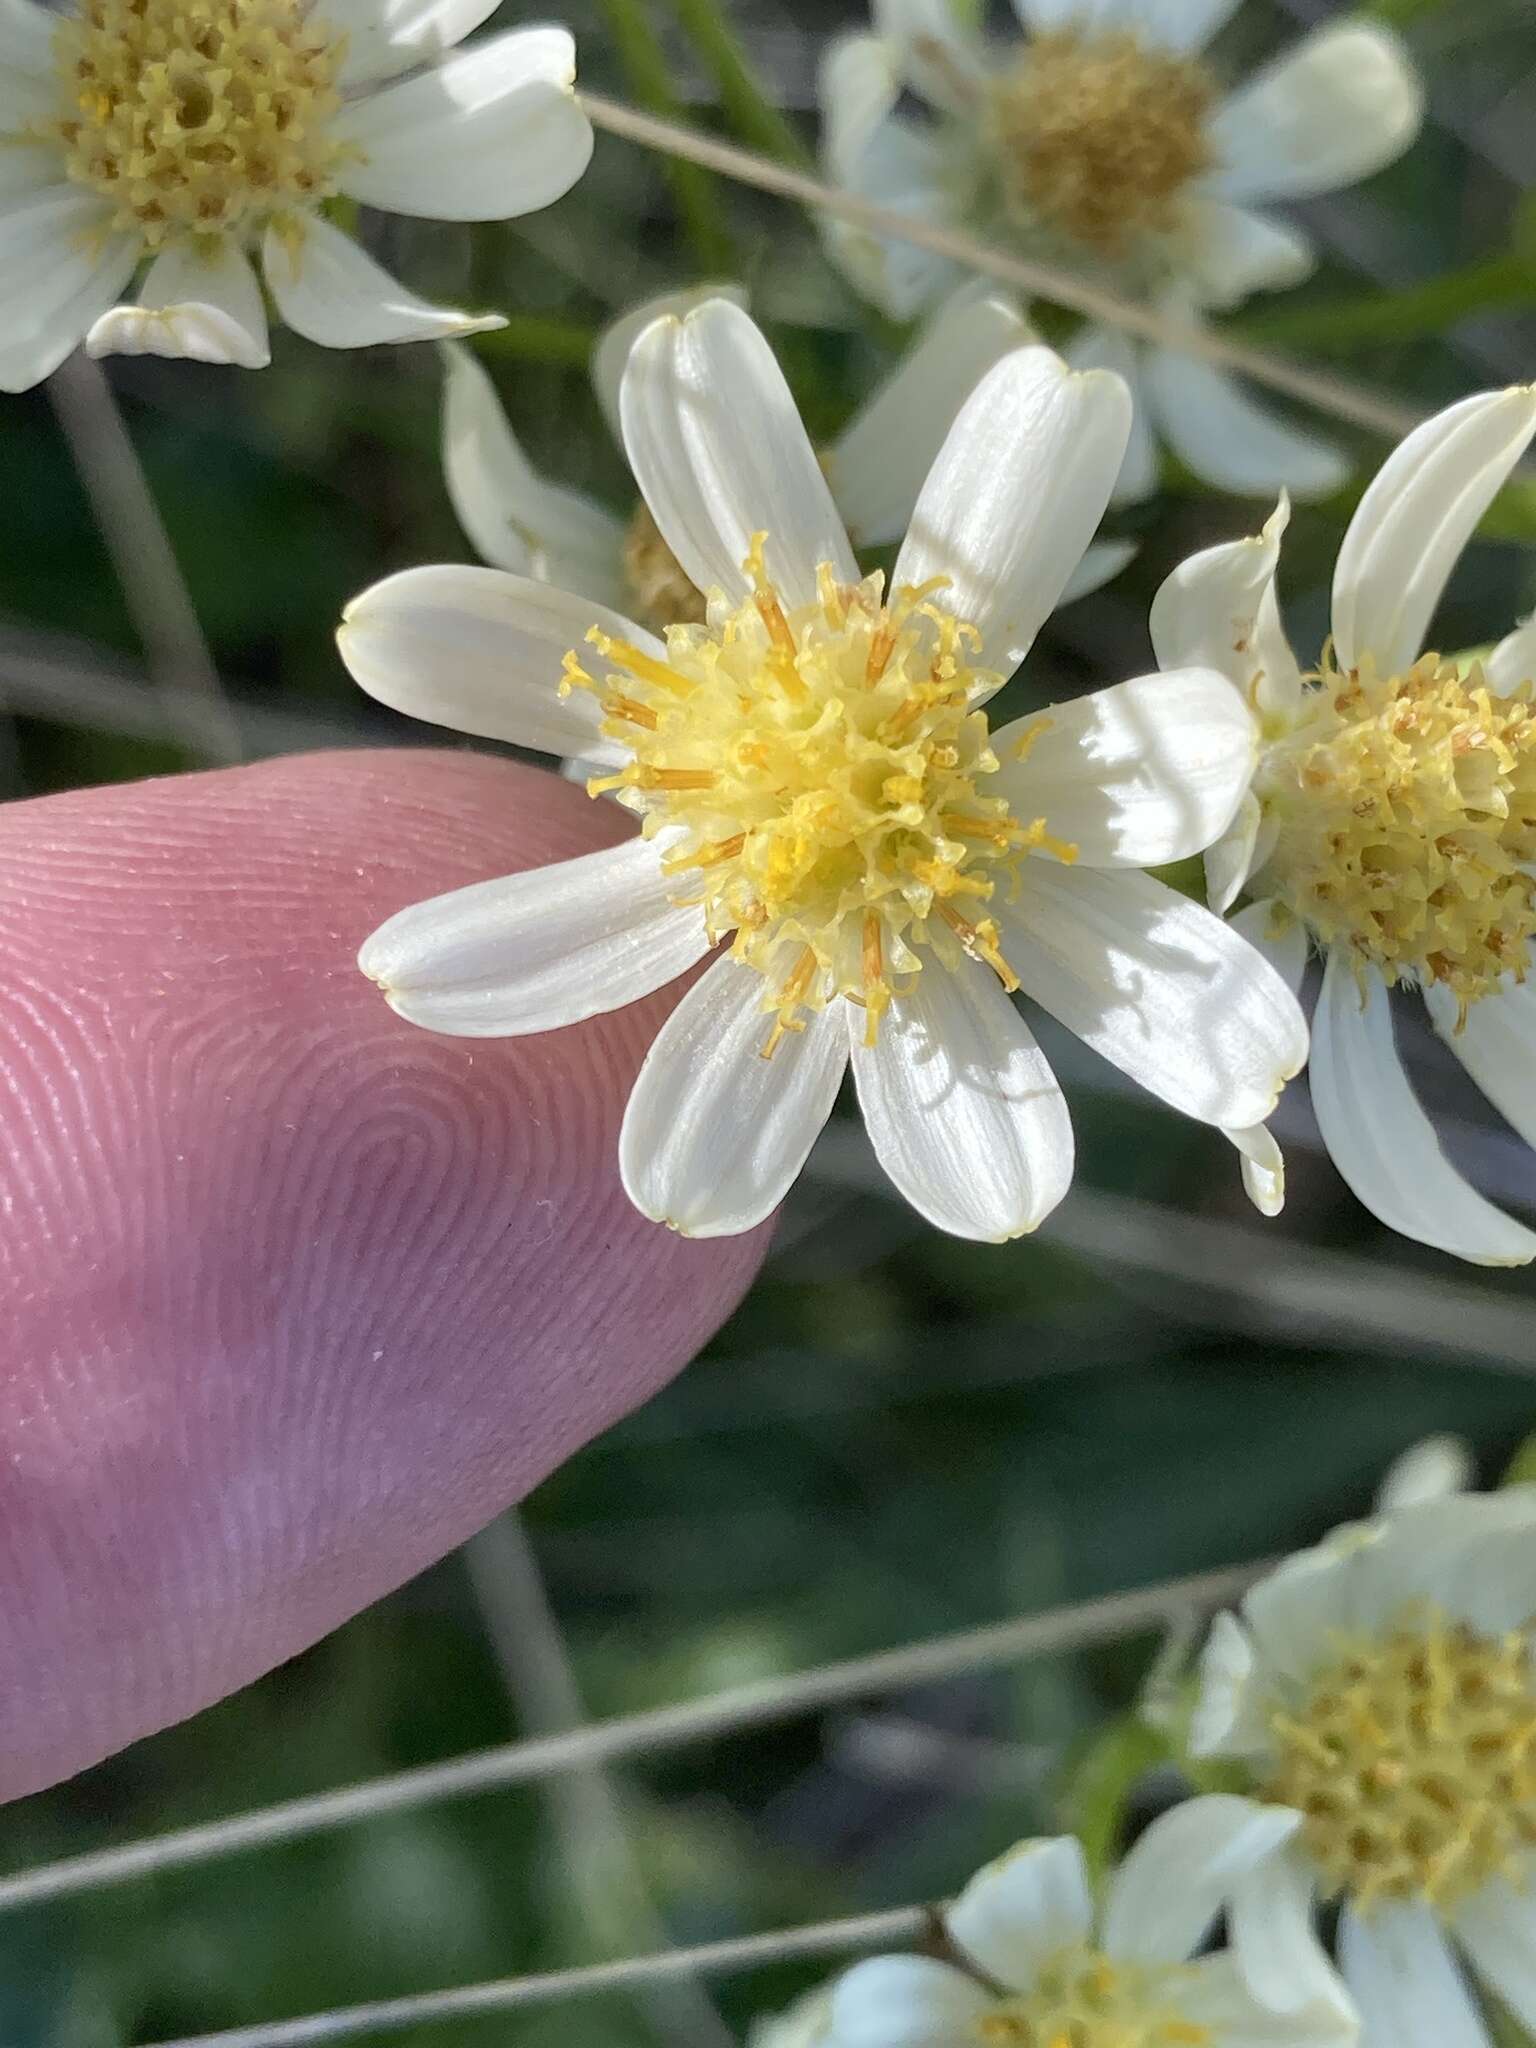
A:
[{"left": 747, "top": 1443, "right": 1536, "bottom": 2048}]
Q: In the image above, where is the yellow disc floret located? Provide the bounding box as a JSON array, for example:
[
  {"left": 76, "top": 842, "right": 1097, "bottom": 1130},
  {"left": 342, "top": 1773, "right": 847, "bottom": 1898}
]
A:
[
  {"left": 972, "top": 1948, "right": 1209, "bottom": 2048},
  {"left": 51, "top": 0, "right": 344, "bottom": 248},
  {"left": 1266, "top": 1604, "right": 1536, "bottom": 1912},
  {"left": 565, "top": 537, "right": 1073, "bottom": 1052},
  {"left": 991, "top": 30, "right": 1214, "bottom": 256},
  {"left": 1261, "top": 652, "right": 1536, "bottom": 1018}
]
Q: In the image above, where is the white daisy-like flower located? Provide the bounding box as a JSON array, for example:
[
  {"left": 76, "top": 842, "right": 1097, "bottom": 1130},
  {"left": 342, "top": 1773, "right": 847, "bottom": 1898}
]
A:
[
  {"left": 1192, "top": 1485, "right": 1536, "bottom": 2048},
  {"left": 819, "top": 0, "right": 1422, "bottom": 504},
  {"left": 339, "top": 297, "right": 1307, "bottom": 1243},
  {"left": 1149, "top": 384, "right": 1536, "bottom": 1261},
  {"left": 441, "top": 281, "right": 1134, "bottom": 634},
  {"left": 0, "top": 0, "right": 595, "bottom": 389},
  {"left": 826, "top": 1798, "right": 1354, "bottom": 2048}
]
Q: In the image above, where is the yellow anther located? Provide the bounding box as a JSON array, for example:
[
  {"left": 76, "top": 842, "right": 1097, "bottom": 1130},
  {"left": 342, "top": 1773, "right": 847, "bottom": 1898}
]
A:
[
  {"left": 585, "top": 629, "right": 693, "bottom": 697},
  {"left": 52, "top": 0, "right": 345, "bottom": 246}
]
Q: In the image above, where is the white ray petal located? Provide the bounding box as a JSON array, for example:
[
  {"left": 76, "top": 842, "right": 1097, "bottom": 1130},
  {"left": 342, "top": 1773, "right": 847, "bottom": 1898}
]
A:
[
  {"left": 995, "top": 669, "right": 1255, "bottom": 868},
  {"left": 1179, "top": 1952, "right": 1357, "bottom": 2047},
  {"left": 338, "top": 563, "right": 642, "bottom": 762},
  {"left": 1310, "top": 953, "right": 1536, "bottom": 1265},
  {"left": 334, "top": 28, "right": 592, "bottom": 220},
  {"left": 592, "top": 282, "right": 748, "bottom": 447},
  {"left": 0, "top": 0, "right": 58, "bottom": 78},
  {"left": 1011, "top": 0, "right": 1242, "bottom": 55},
  {"left": 830, "top": 1956, "right": 992, "bottom": 2048},
  {"left": 262, "top": 215, "right": 503, "bottom": 348},
  {"left": 1189, "top": 1611, "right": 1267, "bottom": 1758},
  {"left": 0, "top": 187, "right": 139, "bottom": 394},
  {"left": 875, "top": 0, "right": 984, "bottom": 109},
  {"left": 1377, "top": 1435, "right": 1473, "bottom": 1512},
  {"left": 1175, "top": 201, "right": 1315, "bottom": 313},
  {"left": 818, "top": 88, "right": 963, "bottom": 321},
  {"left": 945, "top": 1837, "right": 1093, "bottom": 1992},
  {"left": 1063, "top": 324, "right": 1159, "bottom": 507},
  {"left": 316, "top": 0, "right": 503, "bottom": 87},
  {"left": 1207, "top": 23, "right": 1424, "bottom": 205},
  {"left": 1425, "top": 978, "right": 1536, "bottom": 1155},
  {"left": 440, "top": 343, "right": 626, "bottom": 602},
  {"left": 1149, "top": 496, "right": 1302, "bottom": 723},
  {"left": 1103, "top": 1796, "right": 1300, "bottom": 1966},
  {"left": 619, "top": 959, "right": 847, "bottom": 1237},
  {"left": 1229, "top": 1847, "right": 1353, "bottom": 2028},
  {"left": 1485, "top": 616, "right": 1536, "bottom": 698},
  {"left": 88, "top": 238, "right": 270, "bottom": 368},
  {"left": 896, "top": 345, "right": 1130, "bottom": 676},
  {"left": 620, "top": 298, "right": 857, "bottom": 610},
  {"left": 1455, "top": 1875, "right": 1536, "bottom": 2030},
  {"left": 1227, "top": 1116, "right": 1285, "bottom": 1216},
  {"left": 1332, "top": 385, "right": 1536, "bottom": 678},
  {"left": 850, "top": 958, "right": 1073, "bottom": 1241},
  {"left": 995, "top": 864, "right": 1308, "bottom": 1129},
  {"left": 1338, "top": 1901, "right": 1490, "bottom": 2048},
  {"left": 826, "top": 285, "right": 1038, "bottom": 549},
  {"left": 1146, "top": 349, "right": 1350, "bottom": 502},
  {"left": 359, "top": 834, "right": 710, "bottom": 1037}
]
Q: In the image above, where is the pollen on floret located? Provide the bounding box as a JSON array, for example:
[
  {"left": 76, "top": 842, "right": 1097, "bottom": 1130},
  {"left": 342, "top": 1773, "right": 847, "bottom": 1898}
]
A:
[
  {"left": 1266, "top": 1602, "right": 1536, "bottom": 1912},
  {"left": 1258, "top": 651, "right": 1536, "bottom": 1018},
  {"left": 990, "top": 28, "right": 1215, "bottom": 256},
  {"left": 970, "top": 1947, "right": 1211, "bottom": 2048},
  {"left": 50, "top": 0, "right": 345, "bottom": 247},
  {"left": 565, "top": 534, "right": 1071, "bottom": 1052}
]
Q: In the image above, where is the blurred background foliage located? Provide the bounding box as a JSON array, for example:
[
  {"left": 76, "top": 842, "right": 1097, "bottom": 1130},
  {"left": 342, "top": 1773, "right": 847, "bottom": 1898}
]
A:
[{"left": 2, "top": 0, "right": 1536, "bottom": 2041}]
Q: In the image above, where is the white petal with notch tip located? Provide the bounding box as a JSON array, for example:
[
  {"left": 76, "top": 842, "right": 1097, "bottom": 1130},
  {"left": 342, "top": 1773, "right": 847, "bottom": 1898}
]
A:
[
  {"left": 360, "top": 834, "right": 710, "bottom": 1037},
  {"left": 995, "top": 864, "right": 1308, "bottom": 1129},
  {"left": 1310, "top": 953, "right": 1536, "bottom": 1265},
  {"left": 850, "top": 958, "right": 1073, "bottom": 1241},
  {"left": 1331, "top": 386, "right": 1536, "bottom": 678},
  {"left": 88, "top": 239, "right": 270, "bottom": 368},
  {"left": 621, "top": 299, "right": 858, "bottom": 610},
  {"left": 993, "top": 668, "right": 1256, "bottom": 869},
  {"left": 333, "top": 28, "right": 592, "bottom": 220},
  {"left": 620, "top": 959, "right": 848, "bottom": 1237},
  {"left": 338, "top": 564, "right": 639, "bottom": 763},
  {"left": 895, "top": 346, "right": 1131, "bottom": 678},
  {"left": 1149, "top": 496, "right": 1301, "bottom": 721}
]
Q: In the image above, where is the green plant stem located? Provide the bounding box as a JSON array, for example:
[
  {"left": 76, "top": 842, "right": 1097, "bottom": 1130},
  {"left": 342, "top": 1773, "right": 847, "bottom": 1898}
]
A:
[
  {"left": 667, "top": 0, "right": 813, "bottom": 168},
  {"left": 1231, "top": 255, "right": 1532, "bottom": 354},
  {"left": 595, "top": 0, "right": 737, "bottom": 274},
  {"left": 472, "top": 314, "right": 601, "bottom": 370}
]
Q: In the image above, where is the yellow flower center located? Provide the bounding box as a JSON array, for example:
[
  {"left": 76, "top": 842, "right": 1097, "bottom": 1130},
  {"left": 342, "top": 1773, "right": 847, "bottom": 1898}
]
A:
[
  {"left": 973, "top": 1948, "right": 1210, "bottom": 2048},
  {"left": 50, "top": 0, "right": 344, "bottom": 248},
  {"left": 564, "top": 537, "right": 1073, "bottom": 1052},
  {"left": 622, "top": 501, "right": 709, "bottom": 632},
  {"left": 1260, "top": 653, "right": 1536, "bottom": 1018},
  {"left": 991, "top": 30, "right": 1214, "bottom": 256},
  {"left": 1266, "top": 1603, "right": 1536, "bottom": 1912}
]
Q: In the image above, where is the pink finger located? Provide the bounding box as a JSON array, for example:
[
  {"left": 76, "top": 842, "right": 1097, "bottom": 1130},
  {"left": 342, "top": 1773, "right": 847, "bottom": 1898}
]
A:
[{"left": 0, "top": 749, "right": 767, "bottom": 1803}]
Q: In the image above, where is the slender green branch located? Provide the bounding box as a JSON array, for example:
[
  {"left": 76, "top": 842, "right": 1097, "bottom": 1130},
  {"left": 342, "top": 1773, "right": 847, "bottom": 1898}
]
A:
[
  {"left": 472, "top": 314, "right": 601, "bottom": 370},
  {"left": 594, "top": 0, "right": 737, "bottom": 274},
  {"left": 1232, "top": 255, "right": 1533, "bottom": 354},
  {"left": 667, "top": 0, "right": 813, "bottom": 168}
]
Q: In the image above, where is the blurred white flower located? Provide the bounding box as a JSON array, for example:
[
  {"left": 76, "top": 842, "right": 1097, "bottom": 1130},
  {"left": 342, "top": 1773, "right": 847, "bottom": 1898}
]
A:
[
  {"left": 441, "top": 282, "right": 1134, "bottom": 633},
  {"left": 819, "top": 0, "right": 1423, "bottom": 503},
  {"left": 339, "top": 297, "right": 1305, "bottom": 1242},
  {"left": 0, "top": 0, "right": 594, "bottom": 389},
  {"left": 1150, "top": 384, "right": 1536, "bottom": 1262},
  {"left": 1192, "top": 1485, "right": 1536, "bottom": 2048},
  {"left": 750, "top": 1985, "right": 833, "bottom": 2048},
  {"left": 826, "top": 1801, "right": 1354, "bottom": 2047}
]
